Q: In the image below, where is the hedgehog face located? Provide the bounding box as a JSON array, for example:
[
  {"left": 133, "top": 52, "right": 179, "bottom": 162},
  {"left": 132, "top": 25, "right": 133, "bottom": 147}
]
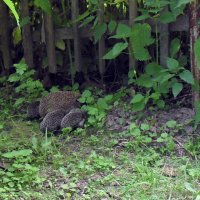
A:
[
  {"left": 40, "top": 109, "right": 66, "bottom": 133},
  {"left": 27, "top": 101, "right": 40, "bottom": 119}
]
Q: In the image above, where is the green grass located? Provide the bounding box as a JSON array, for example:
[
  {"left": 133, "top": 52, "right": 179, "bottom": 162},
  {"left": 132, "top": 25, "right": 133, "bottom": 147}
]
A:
[{"left": 0, "top": 119, "right": 200, "bottom": 200}]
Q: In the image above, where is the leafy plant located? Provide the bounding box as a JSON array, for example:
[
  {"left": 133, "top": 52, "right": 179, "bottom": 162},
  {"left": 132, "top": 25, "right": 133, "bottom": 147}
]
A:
[
  {"left": 0, "top": 149, "right": 43, "bottom": 194},
  {"left": 157, "top": 132, "right": 175, "bottom": 153},
  {"left": 79, "top": 90, "right": 113, "bottom": 127},
  {"left": 87, "top": 151, "right": 115, "bottom": 171},
  {"left": 8, "top": 61, "right": 45, "bottom": 106},
  {"left": 129, "top": 55, "right": 194, "bottom": 111}
]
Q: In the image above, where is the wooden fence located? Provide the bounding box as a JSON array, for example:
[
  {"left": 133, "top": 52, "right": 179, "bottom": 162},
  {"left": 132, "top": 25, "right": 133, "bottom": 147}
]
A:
[{"left": 0, "top": 0, "right": 190, "bottom": 78}]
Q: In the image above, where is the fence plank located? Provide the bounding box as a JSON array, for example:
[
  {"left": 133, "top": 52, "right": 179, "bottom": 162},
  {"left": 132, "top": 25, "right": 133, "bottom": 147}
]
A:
[
  {"left": 44, "top": 10, "right": 56, "bottom": 73},
  {"left": 159, "top": 8, "right": 169, "bottom": 66},
  {"left": 72, "top": 0, "right": 82, "bottom": 72},
  {"left": 98, "top": 0, "right": 106, "bottom": 79},
  {"left": 0, "top": 1, "right": 12, "bottom": 72},
  {"left": 32, "top": 15, "right": 189, "bottom": 42},
  {"left": 20, "top": 0, "right": 34, "bottom": 69},
  {"left": 129, "top": 0, "right": 138, "bottom": 69}
]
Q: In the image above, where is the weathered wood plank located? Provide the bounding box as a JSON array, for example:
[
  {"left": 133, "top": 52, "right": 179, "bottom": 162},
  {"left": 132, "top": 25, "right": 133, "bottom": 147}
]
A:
[
  {"left": 159, "top": 8, "right": 169, "bottom": 66},
  {"left": 72, "top": 0, "right": 82, "bottom": 72},
  {"left": 32, "top": 15, "right": 189, "bottom": 42},
  {"left": 44, "top": 10, "right": 56, "bottom": 73},
  {"left": 0, "top": 1, "right": 12, "bottom": 72},
  {"left": 129, "top": 0, "right": 138, "bottom": 69},
  {"left": 20, "top": 0, "right": 34, "bottom": 69}
]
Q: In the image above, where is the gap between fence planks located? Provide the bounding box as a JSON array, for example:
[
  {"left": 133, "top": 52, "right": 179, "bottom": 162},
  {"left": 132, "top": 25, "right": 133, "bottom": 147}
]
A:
[{"left": 98, "top": 0, "right": 106, "bottom": 80}]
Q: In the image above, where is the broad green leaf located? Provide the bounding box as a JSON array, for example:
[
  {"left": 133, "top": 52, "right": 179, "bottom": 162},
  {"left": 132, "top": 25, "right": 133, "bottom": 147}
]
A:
[
  {"left": 94, "top": 23, "right": 107, "bottom": 43},
  {"left": 82, "top": 90, "right": 92, "bottom": 98},
  {"left": 103, "top": 42, "right": 128, "bottom": 60},
  {"left": 136, "top": 74, "right": 153, "bottom": 88},
  {"left": 2, "top": 149, "right": 32, "bottom": 158},
  {"left": 140, "top": 123, "right": 150, "bottom": 131},
  {"left": 134, "top": 14, "right": 150, "bottom": 22},
  {"left": 12, "top": 27, "right": 22, "bottom": 45},
  {"left": 176, "top": 0, "right": 193, "bottom": 8},
  {"left": 90, "top": 0, "right": 98, "bottom": 4},
  {"left": 166, "top": 120, "right": 177, "bottom": 128},
  {"left": 86, "top": 96, "right": 94, "bottom": 104},
  {"left": 172, "top": 82, "right": 183, "bottom": 97},
  {"left": 150, "top": 92, "right": 161, "bottom": 100},
  {"left": 160, "top": 73, "right": 174, "bottom": 84},
  {"left": 159, "top": 11, "right": 176, "bottom": 23},
  {"left": 130, "top": 23, "right": 154, "bottom": 61},
  {"left": 145, "top": 62, "right": 162, "bottom": 75},
  {"left": 75, "top": 10, "right": 90, "bottom": 23},
  {"left": 80, "top": 16, "right": 95, "bottom": 27},
  {"left": 179, "top": 70, "right": 194, "bottom": 85},
  {"left": 170, "top": 38, "right": 181, "bottom": 58},
  {"left": 116, "top": 23, "right": 131, "bottom": 38},
  {"left": 104, "top": 94, "right": 113, "bottom": 102},
  {"left": 166, "top": 58, "right": 179, "bottom": 70},
  {"left": 161, "top": 132, "right": 169, "bottom": 138},
  {"left": 132, "top": 101, "right": 146, "bottom": 111},
  {"left": 55, "top": 39, "right": 65, "bottom": 50},
  {"left": 131, "top": 94, "right": 145, "bottom": 104},
  {"left": 8, "top": 74, "right": 20, "bottom": 82},
  {"left": 97, "top": 98, "right": 109, "bottom": 110},
  {"left": 34, "top": 0, "right": 51, "bottom": 14},
  {"left": 194, "top": 38, "right": 200, "bottom": 69},
  {"left": 155, "top": 99, "right": 165, "bottom": 108},
  {"left": 108, "top": 20, "right": 117, "bottom": 33}
]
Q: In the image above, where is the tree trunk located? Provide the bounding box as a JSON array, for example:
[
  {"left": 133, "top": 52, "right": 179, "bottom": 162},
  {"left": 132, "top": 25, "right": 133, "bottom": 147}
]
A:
[
  {"left": 0, "top": 1, "right": 12, "bottom": 73},
  {"left": 189, "top": 0, "right": 200, "bottom": 104}
]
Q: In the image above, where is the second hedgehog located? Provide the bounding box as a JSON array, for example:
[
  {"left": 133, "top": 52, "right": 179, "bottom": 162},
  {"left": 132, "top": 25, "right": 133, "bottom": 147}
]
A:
[{"left": 61, "top": 108, "right": 86, "bottom": 129}]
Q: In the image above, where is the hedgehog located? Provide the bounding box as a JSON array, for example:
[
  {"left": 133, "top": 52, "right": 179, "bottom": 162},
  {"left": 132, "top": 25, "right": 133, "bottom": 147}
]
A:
[
  {"left": 40, "top": 109, "right": 66, "bottom": 133},
  {"left": 39, "top": 91, "right": 81, "bottom": 118},
  {"left": 27, "top": 101, "right": 40, "bottom": 119},
  {"left": 61, "top": 108, "right": 86, "bottom": 129}
]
